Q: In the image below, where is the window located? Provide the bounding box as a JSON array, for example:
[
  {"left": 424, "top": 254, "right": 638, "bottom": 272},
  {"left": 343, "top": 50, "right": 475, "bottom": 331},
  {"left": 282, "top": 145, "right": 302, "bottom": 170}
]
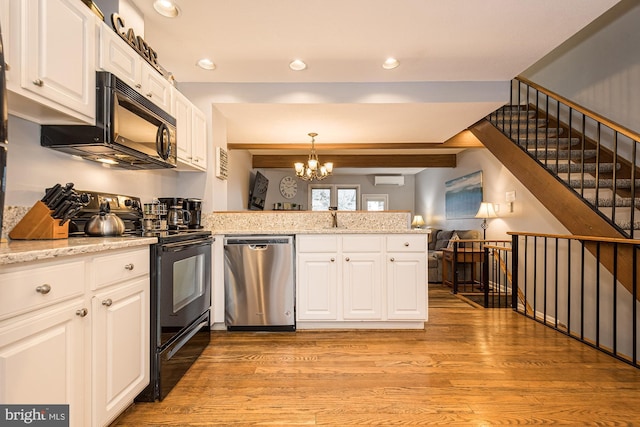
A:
[
  {"left": 362, "top": 194, "right": 388, "bottom": 211},
  {"left": 309, "top": 184, "right": 360, "bottom": 211}
]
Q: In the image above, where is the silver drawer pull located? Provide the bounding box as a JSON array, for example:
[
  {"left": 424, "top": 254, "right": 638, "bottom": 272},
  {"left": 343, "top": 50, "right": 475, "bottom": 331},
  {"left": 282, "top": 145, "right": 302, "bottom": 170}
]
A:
[
  {"left": 404, "top": 242, "right": 410, "bottom": 247},
  {"left": 33, "top": 78, "right": 44, "bottom": 87},
  {"left": 76, "top": 308, "right": 88, "bottom": 317},
  {"left": 36, "top": 284, "right": 51, "bottom": 294},
  {"left": 102, "top": 299, "right": 113, "bottom": 307},
  {"left": 146, "top": 92, "right": 152, "bottom": 97},
  {"left": 345, "top": 257, "right": 350, "bottom": 262},
  {"left": 124, "top": 263, "right": 134, "bottom": 271},
  {"left": 330, "top": 258, "right": 335, "bottom": 262},
  {"left": 135, "top": 83, "right": 142, "bottom": 88}
]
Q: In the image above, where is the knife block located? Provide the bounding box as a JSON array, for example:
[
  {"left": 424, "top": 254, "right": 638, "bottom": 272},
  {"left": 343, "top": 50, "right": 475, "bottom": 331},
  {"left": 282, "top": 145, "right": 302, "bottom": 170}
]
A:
[{"left": 9, "top": 201, "right": 69, "bottom": 240}]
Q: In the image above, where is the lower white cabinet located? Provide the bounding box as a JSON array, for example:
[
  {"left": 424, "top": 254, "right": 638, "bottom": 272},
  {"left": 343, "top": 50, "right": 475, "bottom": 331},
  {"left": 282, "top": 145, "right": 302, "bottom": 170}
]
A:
[
  {"left": 91, "top": 276, "right": 149, "bottom": 427},
  {"left": 0, "top": 298, "right": 87, "bottom": 425},
  {"left": 0, "top": 246, "right": 151, "bottom": 427},
  {"left": 297, "top": 252, "right": 338, "bottom": 320},
  {"left": 296, "top": 234, "right": 427, "bottom": 327}
]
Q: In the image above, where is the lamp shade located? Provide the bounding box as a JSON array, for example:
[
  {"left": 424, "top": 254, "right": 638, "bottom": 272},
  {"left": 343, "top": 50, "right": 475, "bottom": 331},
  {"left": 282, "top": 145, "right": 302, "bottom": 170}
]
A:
[
  {"left": 411, "top": 215, "right": 425, "bottom": 228},
  {"left": 475, "top": 202, "right": 498, "bottom": 219}
]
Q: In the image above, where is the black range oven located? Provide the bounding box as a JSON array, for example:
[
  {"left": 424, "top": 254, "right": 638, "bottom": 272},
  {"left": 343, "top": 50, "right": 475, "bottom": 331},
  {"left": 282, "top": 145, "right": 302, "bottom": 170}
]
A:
[
  {"left": 68, "top": 191, "right": 212, "bottom": 402},
  {"left": 138, "top": 229, "right": 213, "bottom": 402}
]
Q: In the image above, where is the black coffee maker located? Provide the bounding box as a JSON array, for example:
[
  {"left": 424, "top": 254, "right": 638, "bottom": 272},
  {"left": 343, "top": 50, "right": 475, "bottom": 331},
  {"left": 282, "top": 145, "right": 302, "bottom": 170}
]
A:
[{"left": 184, "top": 198, "right": 203, "bottom": 229}]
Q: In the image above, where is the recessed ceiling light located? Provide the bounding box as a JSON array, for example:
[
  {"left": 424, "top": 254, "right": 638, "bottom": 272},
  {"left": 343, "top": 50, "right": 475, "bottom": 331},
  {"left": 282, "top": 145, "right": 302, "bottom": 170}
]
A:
[
  {"left": 289, "top": 59, "right": 307, "bottom": 71},
  {"left": 382, "top": 57, "right": 400, "bottom": 70},
  {"left": 196, "top": 58, "right": 216, "bottom": 70},
  {"left": 153, "top": 0, "right": 180, "bottom": 18}
]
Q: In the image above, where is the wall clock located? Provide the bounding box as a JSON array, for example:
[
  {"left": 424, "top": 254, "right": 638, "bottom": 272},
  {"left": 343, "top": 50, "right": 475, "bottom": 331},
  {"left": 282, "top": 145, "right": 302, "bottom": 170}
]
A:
[{"left": 279, "top": 176, "right": 298, "bottom": 199}]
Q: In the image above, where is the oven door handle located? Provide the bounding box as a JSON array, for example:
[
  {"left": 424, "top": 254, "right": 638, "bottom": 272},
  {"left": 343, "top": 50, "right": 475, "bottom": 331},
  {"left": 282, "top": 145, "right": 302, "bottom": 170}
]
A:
[{"left": 161, "top": 238, "right": 213, "bottom": 252}]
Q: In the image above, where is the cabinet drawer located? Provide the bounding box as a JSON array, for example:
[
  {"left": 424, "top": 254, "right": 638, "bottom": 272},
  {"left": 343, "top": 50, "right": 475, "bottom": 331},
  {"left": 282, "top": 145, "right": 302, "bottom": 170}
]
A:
[
  {"left": 91, "top": 248, "right": 150, "bottom": 290},
  {"left": 386, "top": 235, "right": 427, "bottom": 252},
  {"left": 342, "top": 235, "right": 383, "bottom": 253},
  {"left": 0, "top": 260, "right": 85, "bottom": 321},
  {"left": 297, "top": 235, "right": 339, "bottom": 253}
]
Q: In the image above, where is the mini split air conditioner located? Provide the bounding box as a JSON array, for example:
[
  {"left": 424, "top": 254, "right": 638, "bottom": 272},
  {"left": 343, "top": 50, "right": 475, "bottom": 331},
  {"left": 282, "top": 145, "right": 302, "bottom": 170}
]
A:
[{"left": 374, "top": 175, "right": 405, "bottom": 186}]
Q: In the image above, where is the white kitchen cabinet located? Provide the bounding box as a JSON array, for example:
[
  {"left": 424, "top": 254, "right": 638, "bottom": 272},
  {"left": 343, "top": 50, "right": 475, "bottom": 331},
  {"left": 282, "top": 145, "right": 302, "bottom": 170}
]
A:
[
  {"left": 297, "top": 252, "right": 339, "bottom": 320},
  {"left": 91, "top": 276, "right": 149, "bottom": 427},
  {"left": 0, "top": 255, "right": 88, "bottom": 427},
  {"left": 173, "top": 88, "right": 207, "bottom": 171},
  {"left": 297, "top": 233, "right": 425, "bottom": 328},
  {"left": 0, "top": 245, "right": 151, "bottom": 427},
  {"left": 99, "top": 22, "right": 172, "bottom": 113},
  {"left": 192, "top": 106, "right": 208, "bottom": 168},
  {"left": 386, "top": 235, "right": 427, "bottom": 320},
  {"left": 6, "top": 0, "right": 96, "bottom": 124},
  {"left": 342, "top": 235, "right": 383, "bottom": 320},
  {"left": 0, "top": 300, "right": 87, "bottom": 425}
]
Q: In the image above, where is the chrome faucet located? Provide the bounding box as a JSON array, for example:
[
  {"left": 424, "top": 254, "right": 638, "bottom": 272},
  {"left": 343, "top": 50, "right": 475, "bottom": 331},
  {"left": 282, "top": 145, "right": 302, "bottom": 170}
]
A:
[{"left": 331, "top": 211, "right": 338, "bottom": 228}]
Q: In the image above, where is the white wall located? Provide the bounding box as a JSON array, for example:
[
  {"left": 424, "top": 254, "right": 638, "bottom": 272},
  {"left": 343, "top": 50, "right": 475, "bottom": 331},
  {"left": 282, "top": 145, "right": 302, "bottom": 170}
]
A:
[
  {"left": 233, "top": 165, "right": 416, "bottom": 213},
  {"left": 523, "top": 0, "right": 640, "bottom": 135},
  {"left": 414, "top": 149, "right": 569, "bottom": 239},
  {"left": 5, "top": 116, "right": 178, "bottom": 206}
]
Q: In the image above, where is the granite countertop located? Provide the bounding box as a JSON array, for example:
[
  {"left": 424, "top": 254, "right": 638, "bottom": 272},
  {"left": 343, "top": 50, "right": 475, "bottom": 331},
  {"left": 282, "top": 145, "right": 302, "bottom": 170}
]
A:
[{"left": 0, "top": 236, "right": 158, "bottom": 266}]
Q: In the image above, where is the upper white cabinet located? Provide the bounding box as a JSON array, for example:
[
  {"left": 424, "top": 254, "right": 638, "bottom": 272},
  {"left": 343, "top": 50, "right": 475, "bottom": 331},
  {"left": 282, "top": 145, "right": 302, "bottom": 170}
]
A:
[
  {"left": 173, "top": 87, "right": 207, "bottom": 171},
  {"left": 99, "top": 22, "right": 172, "bottom": 113},
  {"left": 5, "top": 0, "right": 96, "bottom": 124}
]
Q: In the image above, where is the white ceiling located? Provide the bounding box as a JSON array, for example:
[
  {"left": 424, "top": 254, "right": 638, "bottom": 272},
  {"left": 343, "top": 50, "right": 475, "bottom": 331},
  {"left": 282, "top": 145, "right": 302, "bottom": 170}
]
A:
[{"left": 128, "top": 0, "right": 620, "bottom": 170}]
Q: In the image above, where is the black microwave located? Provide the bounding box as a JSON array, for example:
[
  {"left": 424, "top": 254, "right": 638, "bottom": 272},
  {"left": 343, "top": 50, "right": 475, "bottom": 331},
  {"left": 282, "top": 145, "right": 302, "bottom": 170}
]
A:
[{"left": 41, "top": 72, "right": 176, "bottom": 170}]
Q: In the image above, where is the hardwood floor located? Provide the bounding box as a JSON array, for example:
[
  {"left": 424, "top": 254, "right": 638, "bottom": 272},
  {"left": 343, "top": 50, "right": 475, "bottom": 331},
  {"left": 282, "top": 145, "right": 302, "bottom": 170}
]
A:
[{"left": 113, "top": 285, "right": 640, "bottom": 426}]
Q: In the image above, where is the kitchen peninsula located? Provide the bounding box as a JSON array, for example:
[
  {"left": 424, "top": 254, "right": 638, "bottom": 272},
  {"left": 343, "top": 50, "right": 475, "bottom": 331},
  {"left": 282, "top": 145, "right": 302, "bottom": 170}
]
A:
[{"left": 207, "top": 210, "right": 430, "bottom": 330}]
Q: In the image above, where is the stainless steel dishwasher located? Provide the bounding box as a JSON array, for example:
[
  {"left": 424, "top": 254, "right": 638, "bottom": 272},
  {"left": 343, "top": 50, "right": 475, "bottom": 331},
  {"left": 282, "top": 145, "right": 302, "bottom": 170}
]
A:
[{"left": 223, "top": 235, "right": 295, "bottom": 331}]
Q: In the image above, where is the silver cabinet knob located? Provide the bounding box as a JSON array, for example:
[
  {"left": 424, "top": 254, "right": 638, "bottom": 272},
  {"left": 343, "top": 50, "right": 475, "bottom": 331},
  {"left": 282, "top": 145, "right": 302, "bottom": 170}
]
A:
[
  {"left": 76, "top": 308, "right": 88, "bottom": 317},
  {"left": 124, "top": 263, "right": 134, "bottom": 270},
  {"left": 390, "top": 257, "right": 395, "bottom": 262},
  {"left": 345, "top": 257, "right": 350, "bottom": 262},
  {"left": 102, "top": 299, "right": 113, "bottom": 307},
  {"left": 33, "top": 79, "right": 44, "bottom": 87},
  {"left": 35, "top": 284, "right": 51, "bottom": 294},
  {"left": 135, "top": 83, "right": 142, "bottom": 88},
  {"left": 404, "top": 242, "right": 410, "bottom": 247},
  {"left": 146, "top": 92, "right": 152, "bottom": 97},
  {"left": 330, "top": 257, "right": 335, "bottom": 262}
]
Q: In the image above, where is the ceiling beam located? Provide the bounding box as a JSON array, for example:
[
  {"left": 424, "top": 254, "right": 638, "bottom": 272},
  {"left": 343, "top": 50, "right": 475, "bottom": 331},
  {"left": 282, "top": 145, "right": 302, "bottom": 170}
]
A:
[
  {"left": 228, "top": 129, "right": 483, "bottom": 151},
  {"left": 252, "top": 154, "right": 457, "bottom": 168}
]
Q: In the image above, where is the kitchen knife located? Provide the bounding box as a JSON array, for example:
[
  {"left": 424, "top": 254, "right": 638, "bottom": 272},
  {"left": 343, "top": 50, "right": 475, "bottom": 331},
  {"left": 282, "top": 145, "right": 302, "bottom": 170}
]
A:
[
  {"left": 52, "top": 200, "right": 72, "bottom": 219},
  {"left": 50, "top": 183, "right": 75, "bottom": 211},
  {"left": 59, "top": 204, "right": 83, "bottom": 226},
  {"left": 41, "top": 183, "right": 61, "bottom": 207}
]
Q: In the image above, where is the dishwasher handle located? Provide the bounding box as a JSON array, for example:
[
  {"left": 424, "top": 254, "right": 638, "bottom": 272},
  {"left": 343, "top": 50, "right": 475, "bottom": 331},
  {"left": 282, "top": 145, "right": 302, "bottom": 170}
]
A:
[
  {"left": 224, "top": 236, "right": 293, "bottom": 246},
  {"left": 249, "top": 244, "right": 268, "bottom": 251}
]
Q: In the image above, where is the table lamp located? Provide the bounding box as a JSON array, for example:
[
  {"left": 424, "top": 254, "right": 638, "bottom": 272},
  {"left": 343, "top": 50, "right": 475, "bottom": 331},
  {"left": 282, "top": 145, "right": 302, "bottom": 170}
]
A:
[
  {"left": 411, "top": 215, "right": 425, "bottom": 229},
  {"left": 475, "top": 202, "right": 497, "bottom": 239}
]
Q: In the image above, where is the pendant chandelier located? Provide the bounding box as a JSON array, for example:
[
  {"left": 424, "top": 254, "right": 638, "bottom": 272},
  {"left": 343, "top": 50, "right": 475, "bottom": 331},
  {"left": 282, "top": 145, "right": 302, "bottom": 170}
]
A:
[{"left": 294, "top": 133, "right": 334, "bottom": 181}]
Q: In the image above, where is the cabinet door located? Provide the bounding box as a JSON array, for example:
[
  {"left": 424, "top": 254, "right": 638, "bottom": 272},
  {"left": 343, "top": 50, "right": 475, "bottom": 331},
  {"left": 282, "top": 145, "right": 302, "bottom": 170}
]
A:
[
  {"left": 387, "top": 253, "right": 427, "bottom": 320},
  {"left": 21, "top": 0, "right": 95, "bottom": 121},
  {"left": 342, "top": 253, "right": 382, "bottom": 320},
  {"left": 92, "top": 277, "right": 149, "bottom": 427},
  {"left": 191, "top": 106, "right": 207, "bottom": 169},
  {"left": 141, "top": 64, "right": 172, "bottom": 112},
  {"left": 0, "top": 300, "right": 86, "bottom": 427},
  {"left": 297, "top": 253, "right": 338, "bottom": 320},
  {"left": 99, "top": 23, "right": 141, "bottom": 90},
  {"left": 174, "top": 89, "right": 193, "bottom": 164}
]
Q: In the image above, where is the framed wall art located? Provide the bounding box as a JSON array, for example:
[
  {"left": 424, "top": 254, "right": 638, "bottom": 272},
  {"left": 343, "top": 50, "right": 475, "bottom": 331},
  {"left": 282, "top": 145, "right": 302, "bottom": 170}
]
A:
[{"left": 445, "top": 170, "right": 483, "bottom": 219}]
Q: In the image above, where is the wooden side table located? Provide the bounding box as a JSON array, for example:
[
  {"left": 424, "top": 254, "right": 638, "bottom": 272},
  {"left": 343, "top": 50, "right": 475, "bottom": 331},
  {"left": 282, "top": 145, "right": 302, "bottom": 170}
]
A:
[{"left": 442, "top": 247, "right": 484, "bottom": 292}]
